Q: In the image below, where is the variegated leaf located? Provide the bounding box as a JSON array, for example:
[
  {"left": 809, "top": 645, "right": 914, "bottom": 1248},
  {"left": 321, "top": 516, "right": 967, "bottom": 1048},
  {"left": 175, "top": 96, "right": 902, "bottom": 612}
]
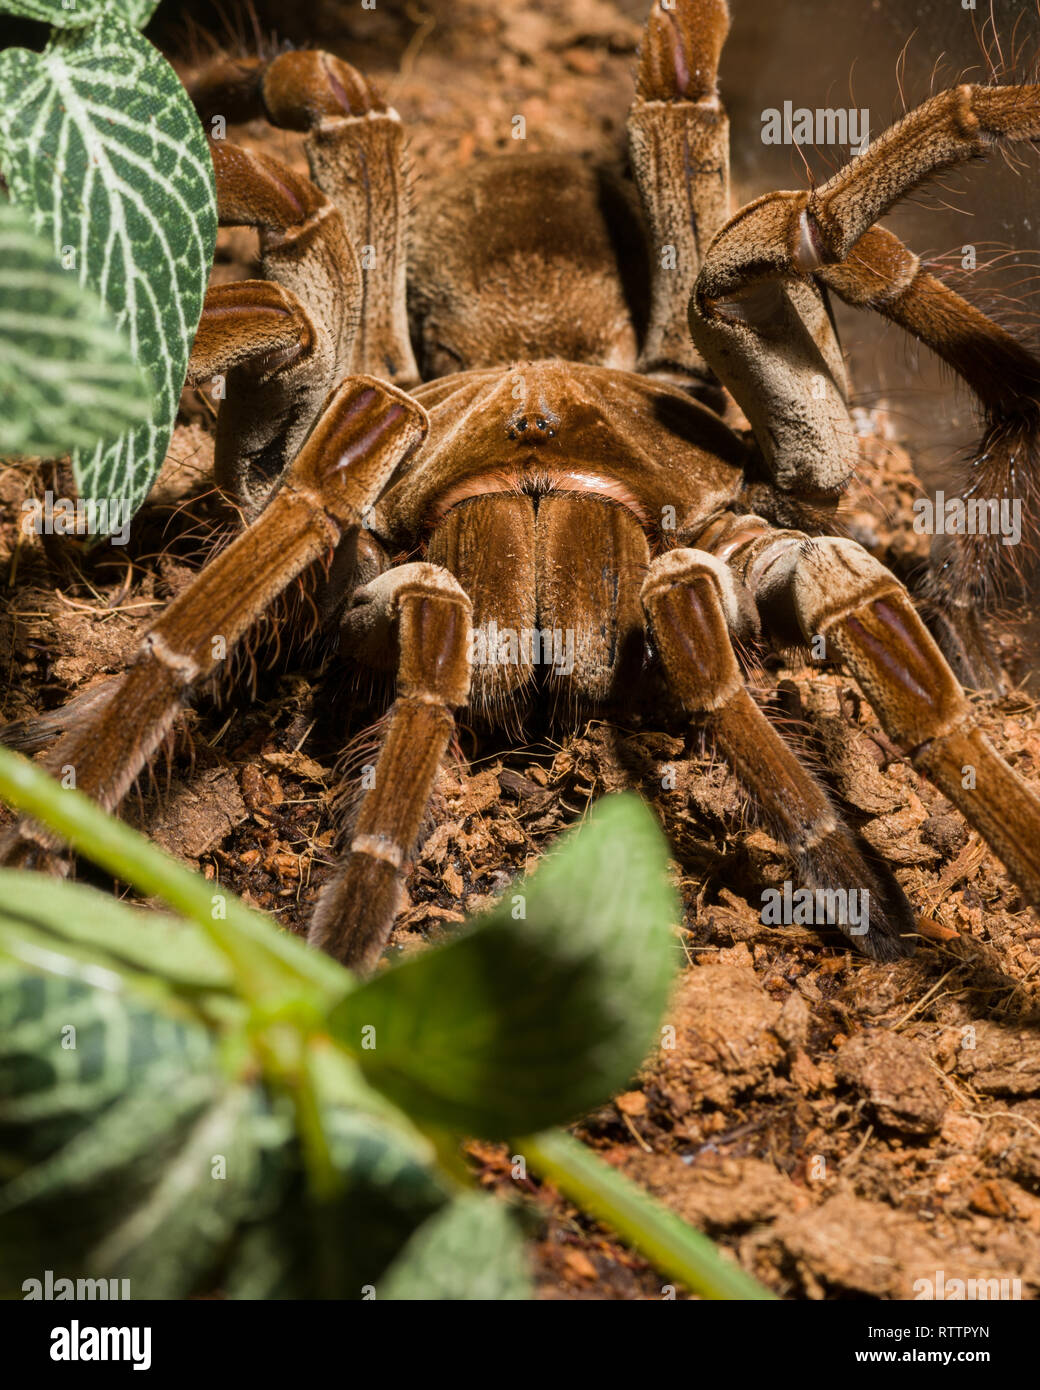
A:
[
  {"left": 380, "top": 1193, "right": 531, "bottom": 1300},
  {"left": 0, "top": 964, "right": 451, "bottom": 1299},
  {"left": 0, "top": 15, "right": 216, "bottom": 528},
  {"left": 0, "top": 200, "right": 150, "bottom": 457},
  {"left": 0, "top": 0, "right": 160, "bottom": 29},
  {"left": 0, "top": 966, "right": 271, "bottom": 1299}
]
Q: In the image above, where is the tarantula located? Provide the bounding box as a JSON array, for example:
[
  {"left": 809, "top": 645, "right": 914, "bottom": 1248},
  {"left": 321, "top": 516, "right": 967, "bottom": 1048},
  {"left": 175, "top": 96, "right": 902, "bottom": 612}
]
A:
[{"left": 5, "top": 0, "right": 1040, "bottom": 972}]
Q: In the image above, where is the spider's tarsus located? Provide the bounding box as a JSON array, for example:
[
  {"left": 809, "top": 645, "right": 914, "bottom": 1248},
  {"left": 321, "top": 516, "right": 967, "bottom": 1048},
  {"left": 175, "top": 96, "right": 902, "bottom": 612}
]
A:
[
  {"left": 792, "top": 826, "right": 918, "bottom": 962},
  {"left": 636, "top": 0, "right": 729, "bottom": 104}
]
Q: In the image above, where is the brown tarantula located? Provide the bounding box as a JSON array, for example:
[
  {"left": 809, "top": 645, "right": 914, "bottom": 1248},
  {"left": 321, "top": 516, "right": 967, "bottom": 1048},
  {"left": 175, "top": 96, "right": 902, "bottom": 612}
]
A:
[{"left": 5, "top": 0, "right": 1040, "bottom": 972}]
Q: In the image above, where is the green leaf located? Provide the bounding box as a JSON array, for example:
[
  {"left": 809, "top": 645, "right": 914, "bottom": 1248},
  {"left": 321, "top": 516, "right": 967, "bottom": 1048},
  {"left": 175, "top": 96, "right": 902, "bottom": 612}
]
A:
[
  {"left": 0, "top": 0, "right": 160, "bottom": 30},
  {"left": 0, "top": 965, "right": 218, "bottom": 1170},
  {"left": 82, "top": 1081, "right": 279, "bottom": 1298},
  {"left": 0, "top": 200, "right": 151, "bottom": 456},
  {"left": 0, "top": 965, "right": 271, "bottom": 1298},
  {"left": 0, "top": 15, "right": 216, "bottom": 526},
  {"left": 380, "top": 1193, "right": 532, "bottom": 1300},
  {"left": 0, "top": 755, "right": 764, "bottom": 1298},
  {"left": 331, "top": 795, "right": 680, "bottom": 1136},
  {"left": 221, "top": 1105, "right": 447, "bottom": 1299},
  {"left": 0, "top": 746, "right": 351, "bottom": 1004},
  {"left": 0, "top": 870, "right": 235, "bottom": 996},
  {"left": 0, "top": 822, "right": 450, "bottom": 1298}
]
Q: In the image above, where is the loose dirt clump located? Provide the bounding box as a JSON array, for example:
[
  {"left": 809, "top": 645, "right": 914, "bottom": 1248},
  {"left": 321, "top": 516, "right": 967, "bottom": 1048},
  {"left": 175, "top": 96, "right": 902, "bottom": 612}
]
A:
[
  {"left": 643, "top": 955, "right": 786, "bottom": 1111},
  {"left": 835, "top": 1031, "right": 946, "bottom": 1136}
]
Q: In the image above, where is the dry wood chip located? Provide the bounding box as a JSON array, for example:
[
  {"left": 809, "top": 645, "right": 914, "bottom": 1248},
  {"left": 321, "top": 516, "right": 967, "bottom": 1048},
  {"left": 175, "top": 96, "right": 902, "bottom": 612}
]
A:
[{"left": 262, "top": 750, "right": 328, "bottom": 782}]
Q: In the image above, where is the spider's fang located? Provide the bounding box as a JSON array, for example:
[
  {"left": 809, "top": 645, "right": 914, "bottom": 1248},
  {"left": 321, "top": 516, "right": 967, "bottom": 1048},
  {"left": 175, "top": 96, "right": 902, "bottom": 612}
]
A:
[{"left": 792, "top": 208, "right": 825, "bottom": 272}]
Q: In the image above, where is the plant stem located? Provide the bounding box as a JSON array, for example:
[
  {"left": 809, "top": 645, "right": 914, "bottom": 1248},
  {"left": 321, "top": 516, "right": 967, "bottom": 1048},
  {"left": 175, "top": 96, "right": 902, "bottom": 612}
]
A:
[{"left": 519, "top": 1128, "right": 776, "bottom": 1300}]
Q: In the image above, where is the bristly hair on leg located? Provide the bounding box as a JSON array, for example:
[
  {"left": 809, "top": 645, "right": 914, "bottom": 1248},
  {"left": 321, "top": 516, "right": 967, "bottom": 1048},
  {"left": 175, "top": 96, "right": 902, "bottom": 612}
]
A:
[
  {"left": 326, "top": 710, "right": 394, "bottom": 851},
  {"left": 199, "top": 551, "right": 333, "bottom": 711},
  {"left": 0, "top": 679, "right": 120, "bottom": 757},
  {"left": 326, "top": 711, "right": 464, "bottom": 881},
  {"left": 172, "top": 0, "right": 290, "bottom": 75},
  {"left": 910, "top": 20, "right": 1040, "bottom": 610},
  {"left": 907, "top": 244, "right": 1040, "bottom": 613},
  {"left": 172, "top": 0, "right": 299, "bottom": 128}
]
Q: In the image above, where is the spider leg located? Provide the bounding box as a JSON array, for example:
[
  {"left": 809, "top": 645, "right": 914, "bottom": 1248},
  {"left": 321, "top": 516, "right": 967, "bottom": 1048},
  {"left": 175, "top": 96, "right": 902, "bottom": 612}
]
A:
[
  {"left": 695, "top": 84, "right": 1040, "bottom": 316},
  {"left": 188, "top": 279, "right": 328, "bottom": 515},
  {"left": 815, "top": 225, "right": 1040, "bottom": 642},
  {"left": 628, "top": 0, "right": 731, "bottom": 392},
  {"left": 691, "top": 84, "right": 1040, "bottom": 599},
  {"left": 642, "top": 548, "right": 916, "bottom": 960},
  {"left": 192, "top": 52, "right": 416, "bottom": 387},
  {"left": 188, "top": 281, "right": 315, "bottom": 382},
  {"left": 704, "top": 515, "right": 1040, "bottom": 920},
  {"left": 309, "top": 563, "right": 472, "bottom": 971},
  {"left": 195, "top": 140, "right": 361, "bottom": 512},
  {"left": 0, "top": 379, "right": 427, "bottom": 866}
]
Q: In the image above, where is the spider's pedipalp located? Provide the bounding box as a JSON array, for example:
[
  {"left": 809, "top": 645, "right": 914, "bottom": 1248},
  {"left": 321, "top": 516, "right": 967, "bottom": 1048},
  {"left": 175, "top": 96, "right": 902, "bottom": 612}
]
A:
[{"left": 642, "top": 547, "right": 916, "bottom": 960}]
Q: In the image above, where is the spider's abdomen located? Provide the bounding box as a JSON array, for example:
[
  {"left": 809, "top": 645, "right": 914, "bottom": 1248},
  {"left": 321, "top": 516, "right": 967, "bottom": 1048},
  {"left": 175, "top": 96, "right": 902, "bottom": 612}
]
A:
[{"left": 408, "top": 155, "right": 651, "bottom": 377}]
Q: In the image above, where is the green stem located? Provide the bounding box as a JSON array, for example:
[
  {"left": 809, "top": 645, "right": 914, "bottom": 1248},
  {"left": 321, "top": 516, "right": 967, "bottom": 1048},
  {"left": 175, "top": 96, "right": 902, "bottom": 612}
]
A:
[
  {"left": 519, "top": 1128, "right": 776, "bottom": 1301},
  {"left": 0, "top": 746, "right": 346, "bottom": 998}
]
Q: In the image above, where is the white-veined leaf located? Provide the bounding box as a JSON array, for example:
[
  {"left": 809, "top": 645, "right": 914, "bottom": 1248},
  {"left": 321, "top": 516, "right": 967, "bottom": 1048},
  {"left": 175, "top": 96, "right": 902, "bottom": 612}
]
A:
[
  {"left": 0, "top": 14, "right": 216, "bottom": 528},
  {"left": 0, "top": 0, "right": 160, "bottom": 29},
  {"left": 0, "top": 200, "right": 151, "bottom": 456}
]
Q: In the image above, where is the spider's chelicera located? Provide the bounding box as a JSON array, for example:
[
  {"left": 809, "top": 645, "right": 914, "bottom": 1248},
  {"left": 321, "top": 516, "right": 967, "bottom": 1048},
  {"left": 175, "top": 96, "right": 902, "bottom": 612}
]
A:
[{"left": 6, "top": 0, "right": 1040, "bottom": 972}]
